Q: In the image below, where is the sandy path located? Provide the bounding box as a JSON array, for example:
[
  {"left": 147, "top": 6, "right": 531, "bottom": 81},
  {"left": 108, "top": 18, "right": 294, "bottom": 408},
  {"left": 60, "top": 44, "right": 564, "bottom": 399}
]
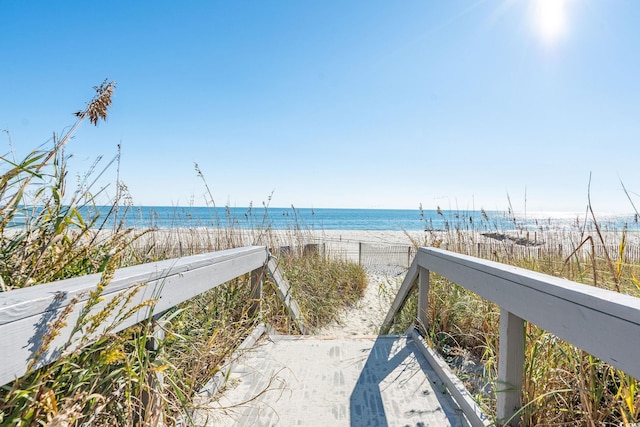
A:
[{"left": 316, "top": 267, "right": 407, "bottom": 336}]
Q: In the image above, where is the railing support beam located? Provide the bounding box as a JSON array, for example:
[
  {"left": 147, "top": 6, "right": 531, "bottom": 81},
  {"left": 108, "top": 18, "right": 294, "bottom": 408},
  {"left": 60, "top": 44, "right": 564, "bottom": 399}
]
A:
[
  {"left": 140, "top": 313, "right": 166, "bottom": 426},
  {"left": 497, "top": 309, "right": 525, "bottom": 426},
  {"left": 266, "top": 258, "right": 308, "bottom": 334},
  {"left": 417, "top": 267, "right": 430, "bottom": 334},
  {"left": 249, "top": 267, "right": 264, "bottom": 318}
]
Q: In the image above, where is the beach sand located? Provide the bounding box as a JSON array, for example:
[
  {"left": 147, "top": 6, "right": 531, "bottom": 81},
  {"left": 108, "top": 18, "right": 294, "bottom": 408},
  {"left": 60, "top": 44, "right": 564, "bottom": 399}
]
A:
[
  {"left": 133, "top": 225, "right": 640, "bottom": 269},
  {"left": 315, "top": 267, "right": 405, "bottom": 336}
]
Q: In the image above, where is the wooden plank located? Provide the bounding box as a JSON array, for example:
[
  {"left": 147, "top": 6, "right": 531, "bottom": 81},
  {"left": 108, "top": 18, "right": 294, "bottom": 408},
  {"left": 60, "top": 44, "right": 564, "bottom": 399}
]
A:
[
  {"left": 417, "top": 247, "right": 640, "bottom": 380},
  {"left": 266, "top": 258, "right": 308, "bottom": 334},
  {"left": 0, "top": 246, "right": 268, "bottom": 325},
  {"left": 419, "top": 247, "right": 640, "bottom": 324},
  {"left": 139, "top": 313, "right": 166, "bottom": 426},
  {"left": 417, "top": 267, "right": 430, "bottom": 333},
  {"left": 379, "top": 258, "right": 419, "bottom": 334},
  {"left": 0, "top": 246, "right": 268, "bottom": 387},
  {"left": 198, "top": 335, "right": 472, "bottom": 426},
  {"left": 249, "top": 268, "right": 264, "bottom": 318},
  {"left": 496, "top": 309, "right": 524, "bottom": 426}
]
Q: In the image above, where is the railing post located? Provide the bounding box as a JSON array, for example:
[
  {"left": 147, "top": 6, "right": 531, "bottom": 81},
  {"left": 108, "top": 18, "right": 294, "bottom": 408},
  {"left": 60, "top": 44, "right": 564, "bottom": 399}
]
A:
[
  {"left": 140, "top": 313, "right": 166, "bottom": 426},
  {"left": 249, "top": 267, "right": 264, "bottom": 318},
  {"left": 417, "top": 267, "right": 430, "bottom": 333},
  {"left": 497, "top": 308, "right": 525, "bottom": 426}
]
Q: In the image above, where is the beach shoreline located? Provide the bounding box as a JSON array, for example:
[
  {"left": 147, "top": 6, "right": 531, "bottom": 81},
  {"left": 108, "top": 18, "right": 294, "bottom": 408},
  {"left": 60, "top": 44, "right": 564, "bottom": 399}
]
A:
[
  {"left": 129, "top": 227, "right": 638, "bottom": 261},
  {"left": 107, "top": 225, "right": 640, "bottom": 271}
]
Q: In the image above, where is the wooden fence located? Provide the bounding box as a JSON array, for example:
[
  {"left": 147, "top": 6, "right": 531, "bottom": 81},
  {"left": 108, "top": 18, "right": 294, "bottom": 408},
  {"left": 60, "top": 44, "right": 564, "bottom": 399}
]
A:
[{"left": 382, "top": 247, "right": 640, "bottom": 426}]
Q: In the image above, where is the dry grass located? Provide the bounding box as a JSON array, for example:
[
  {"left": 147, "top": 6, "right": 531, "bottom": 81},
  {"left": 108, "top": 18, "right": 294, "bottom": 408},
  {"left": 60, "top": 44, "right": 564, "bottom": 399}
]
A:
[
  {"left": 0, "top": 84, "right": 368, "bottom": 426},
  {"left": 395, "top": 208, "right": 640, "bottom": 425},
  {"left": 268, "top": 252, "right": 367, "bottom": 331}
]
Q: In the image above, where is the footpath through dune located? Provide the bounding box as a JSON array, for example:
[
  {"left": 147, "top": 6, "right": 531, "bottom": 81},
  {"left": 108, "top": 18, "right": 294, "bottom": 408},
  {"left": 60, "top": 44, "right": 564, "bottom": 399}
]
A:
[{"left": 316, "top": 266, "right": 406, "bottom": 336}]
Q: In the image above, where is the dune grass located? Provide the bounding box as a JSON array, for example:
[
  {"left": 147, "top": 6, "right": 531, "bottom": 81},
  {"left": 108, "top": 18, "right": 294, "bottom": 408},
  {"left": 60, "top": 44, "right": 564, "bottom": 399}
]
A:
[
  {"left": 0, "top": 84, "right": 367, "bottom": 426},
  {"left": 394, "top": 208, "right": 640, "bottom": 425},
  {"left": 272, "top": 252, "right": 367, "bottom": 330},
  {"left": 4, "top": 81, "right": 640, "bottom": 426}
]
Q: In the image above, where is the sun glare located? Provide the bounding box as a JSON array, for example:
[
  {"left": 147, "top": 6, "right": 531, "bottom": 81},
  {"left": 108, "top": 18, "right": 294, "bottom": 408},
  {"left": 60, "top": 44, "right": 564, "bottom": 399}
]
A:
[{"left": 535, "top": 0, "right": 567, "bottom": 43}]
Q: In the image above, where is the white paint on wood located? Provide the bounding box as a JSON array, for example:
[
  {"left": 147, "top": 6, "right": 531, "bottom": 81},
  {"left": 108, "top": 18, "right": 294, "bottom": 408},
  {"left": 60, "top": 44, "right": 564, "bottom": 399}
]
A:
[
  {"left": 0, "top": 246, "right": 268, "bottom": 325},
  {"left": 0, "top": 246, "right": 268, "bottom": 387},
  {"left": 409, "top": 328, "right": 491, "bottom": 427},
  {"left": 249, "top": 268, "right": 264, "bottom": 318},
  {"left": 496, "top": 309, "right": 525, "bottom": 425},
  {"left": 417, "top": 267, "right": 430, "bottom": 333},
  {"left": 379, "top": 258, "right": 419, "bottom": 334},
  {"left": 266, "top": 258, "right": 308, "bottom": 334},
  {"left": 417, "top": 247, "right": 640, "bottom": 380},
  {"left": 140, "top": 313, "right": 167, "bottom": 426}
]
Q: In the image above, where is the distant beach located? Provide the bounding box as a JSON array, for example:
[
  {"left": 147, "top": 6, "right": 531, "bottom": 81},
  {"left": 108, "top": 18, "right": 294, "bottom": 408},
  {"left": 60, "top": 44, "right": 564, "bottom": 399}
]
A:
[
  {"left": 132, "top": 225, "right": 640, "bottom": 266},
  {"left": 46, "top": 205, "right": 638, "bottom": 265}
]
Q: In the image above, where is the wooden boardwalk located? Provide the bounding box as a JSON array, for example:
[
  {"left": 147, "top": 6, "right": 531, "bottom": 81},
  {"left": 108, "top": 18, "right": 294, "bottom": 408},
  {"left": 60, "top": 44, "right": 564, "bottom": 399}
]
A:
[
  {"left": 6, "top": 246, "right": 637, "bottom": 425},
  {"left": 194, "top": 334, "right": 472, "bottom": 426}
]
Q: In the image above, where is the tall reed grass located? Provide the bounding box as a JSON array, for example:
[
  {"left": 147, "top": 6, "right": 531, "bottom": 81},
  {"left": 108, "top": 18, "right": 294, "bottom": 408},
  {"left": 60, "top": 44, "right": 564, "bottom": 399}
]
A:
[
  {"left": 396, "top": 205, "right": 640, "bottom": 425},
  {"left": 0, "top": 83, "right": 367, "bottom": 426}
]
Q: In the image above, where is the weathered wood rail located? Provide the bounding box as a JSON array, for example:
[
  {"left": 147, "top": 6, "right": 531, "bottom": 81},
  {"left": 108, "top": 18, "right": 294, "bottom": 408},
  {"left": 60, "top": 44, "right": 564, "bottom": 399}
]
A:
[
  {"left": 0, "top": 246, "right": 306, "bottom": 388},
  {"left": 381, "top": 247, "right": 640, "bottom": 426},
  {"left": 4, "top": 244, "right": 639, "bottom": 425}
]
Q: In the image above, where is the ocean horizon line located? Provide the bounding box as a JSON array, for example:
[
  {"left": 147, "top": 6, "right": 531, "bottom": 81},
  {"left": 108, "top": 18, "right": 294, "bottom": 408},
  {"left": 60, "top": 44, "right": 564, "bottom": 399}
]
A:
[
  {"left": 90, "top": 206, "right": 638, "bottom": 232},
  {"left": 99, "top": 205, "right": 633, "bottom": 216},
  {"left": 10, "top": 205, "right": 638, "bottom": 232}
]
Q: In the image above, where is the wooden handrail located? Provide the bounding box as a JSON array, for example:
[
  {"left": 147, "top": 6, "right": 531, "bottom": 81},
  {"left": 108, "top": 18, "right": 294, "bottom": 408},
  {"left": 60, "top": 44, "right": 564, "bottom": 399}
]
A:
[
  {"left": 382, "top": 246, "right": 640, "bottom": 426},
  {"left": 0, "top": 246, "right": 293, "bottom": 387}
]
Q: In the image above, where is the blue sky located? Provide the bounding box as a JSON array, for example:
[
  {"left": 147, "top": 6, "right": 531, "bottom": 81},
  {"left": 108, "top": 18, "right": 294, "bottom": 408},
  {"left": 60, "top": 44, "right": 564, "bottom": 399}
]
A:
[{"left": 2, "top": 1, "right": 639, "bottom": 213}]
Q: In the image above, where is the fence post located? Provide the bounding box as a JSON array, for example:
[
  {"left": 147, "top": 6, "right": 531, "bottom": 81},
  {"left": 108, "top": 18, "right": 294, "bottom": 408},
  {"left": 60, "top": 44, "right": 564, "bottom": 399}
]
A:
[
  {"left": 407, "top": 246, "right": 412, "bottom": 268},
  {"left": 249, "top": 267, "right": 264, "bottom": 318},
  {"left": 417, "top": 267, "right": 430, "bottom": 333},
  {"left": 497, "top": 308, "right": 525, "bottom": 426},
  {"left": 358, "top": 242, "right": 363, "bottom": 266}
]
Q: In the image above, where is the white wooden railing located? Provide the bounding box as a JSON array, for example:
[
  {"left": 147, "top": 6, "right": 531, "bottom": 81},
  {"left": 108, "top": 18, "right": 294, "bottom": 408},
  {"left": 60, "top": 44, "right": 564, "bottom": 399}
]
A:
[
  {"left": 381, "top": 246, "right": 640, "bottom": 426},
  {"left": 0, "top": 246, "right": 306, "bottom": 390},
  {"left": 5, "top": 244, "right": 640, "bottom": 425}
]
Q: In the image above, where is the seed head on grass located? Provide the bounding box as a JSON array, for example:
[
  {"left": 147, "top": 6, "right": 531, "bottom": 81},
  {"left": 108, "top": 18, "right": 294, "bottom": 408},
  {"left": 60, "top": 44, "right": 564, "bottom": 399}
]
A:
[{"left": 75, "top": 80, "right": 115, "bottom": 126}]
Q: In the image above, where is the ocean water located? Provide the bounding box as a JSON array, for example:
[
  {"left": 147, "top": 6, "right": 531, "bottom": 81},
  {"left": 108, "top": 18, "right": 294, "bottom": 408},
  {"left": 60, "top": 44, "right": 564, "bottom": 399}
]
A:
[{"left": 70, "top": 206, "right": 637, "bottom": 232}]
